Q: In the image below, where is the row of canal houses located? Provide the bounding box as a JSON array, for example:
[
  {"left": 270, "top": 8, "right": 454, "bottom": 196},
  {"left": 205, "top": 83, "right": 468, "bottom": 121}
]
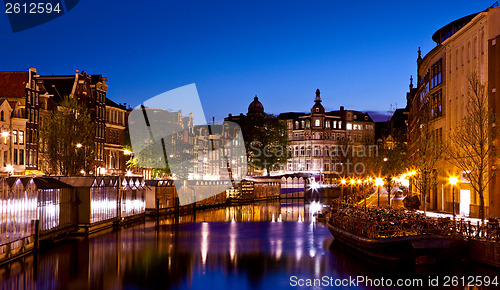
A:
[{"left": 1, "top": 174, "right": 310, "bottom": 265}]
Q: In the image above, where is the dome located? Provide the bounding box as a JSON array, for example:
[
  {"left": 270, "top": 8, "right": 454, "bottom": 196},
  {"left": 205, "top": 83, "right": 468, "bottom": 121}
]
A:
[{"left": 248, "top": 96, "right": 264, "bottom": 114}]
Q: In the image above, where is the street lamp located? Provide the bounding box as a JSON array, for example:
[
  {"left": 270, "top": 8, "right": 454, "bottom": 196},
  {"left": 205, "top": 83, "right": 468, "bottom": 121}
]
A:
[
  {"left": 76, "top": 143, "right": 86, "bottom": 175},
  {"left": 350, "top": 179, "right": 355, "bottom": 204},
  {"left": 375, "top": 178, "right": 384, "bottom": 207},
  {"left": 339, "top": 178, "right": 346, "bottom": 210},
  {"left": 449, "top": 176, "right": 458, "bottom": 231},
  {"left": 5, "top": 164, "right": 13, "bottom": 176}
]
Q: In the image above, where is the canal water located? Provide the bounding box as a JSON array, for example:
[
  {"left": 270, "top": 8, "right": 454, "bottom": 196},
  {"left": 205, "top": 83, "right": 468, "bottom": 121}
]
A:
[{"left": 1, "top": 198, "right": 500, "bottom": 289}]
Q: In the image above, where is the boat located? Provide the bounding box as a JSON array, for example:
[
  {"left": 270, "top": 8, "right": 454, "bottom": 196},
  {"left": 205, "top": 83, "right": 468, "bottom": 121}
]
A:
[{"left": 327, "top": 208, "right": 465, "bottom": 264}]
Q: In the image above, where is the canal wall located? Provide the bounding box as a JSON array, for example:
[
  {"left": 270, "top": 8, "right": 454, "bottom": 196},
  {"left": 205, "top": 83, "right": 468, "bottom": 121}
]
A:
[{"left": 466, "top": 239, "right": 500, "bottom": 268}]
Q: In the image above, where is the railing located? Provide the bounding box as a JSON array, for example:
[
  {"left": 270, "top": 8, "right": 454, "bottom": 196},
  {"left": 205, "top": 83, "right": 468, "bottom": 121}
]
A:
[
  {"left": 490, "top": 1, "right": 499, "bottom": 8},
  {"left": 331, "top": 212, "right": 500, "bottom": 240}
]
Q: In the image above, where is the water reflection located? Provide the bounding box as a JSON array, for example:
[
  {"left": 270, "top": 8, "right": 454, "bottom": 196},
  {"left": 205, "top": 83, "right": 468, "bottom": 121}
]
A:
[{"left": 1, "top": 199, "right": 499, "bottom": 289}]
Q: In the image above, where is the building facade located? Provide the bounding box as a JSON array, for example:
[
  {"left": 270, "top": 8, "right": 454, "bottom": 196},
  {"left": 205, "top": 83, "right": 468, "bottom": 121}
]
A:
[
  {"left": 0, "top": 68, "right": 40, "bottom": 172},
  {"left": 408, "top": 3, "right": 500, "bottom": 217},
  {"left": 104, "top": 99, "right": 128, "bottom": 176},
  {"left": 279, "top": 89, "right": 375, "bottom": 182}
]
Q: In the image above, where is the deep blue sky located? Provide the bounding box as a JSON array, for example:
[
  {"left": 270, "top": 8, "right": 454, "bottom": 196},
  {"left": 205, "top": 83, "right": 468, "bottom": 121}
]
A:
[{"left": 0, "top": 0, "right": 494, "bottom": 122}]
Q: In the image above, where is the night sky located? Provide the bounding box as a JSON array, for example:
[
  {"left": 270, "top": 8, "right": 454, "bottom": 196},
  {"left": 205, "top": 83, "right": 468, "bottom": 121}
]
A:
[{"left": 0, "top": 0, "right": 493, "bottom": 122}]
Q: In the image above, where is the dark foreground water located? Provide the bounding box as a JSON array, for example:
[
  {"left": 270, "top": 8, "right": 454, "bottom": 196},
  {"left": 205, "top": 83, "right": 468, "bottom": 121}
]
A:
[{"left": 1, "top": 199, "right": 500, "bottom": 289}]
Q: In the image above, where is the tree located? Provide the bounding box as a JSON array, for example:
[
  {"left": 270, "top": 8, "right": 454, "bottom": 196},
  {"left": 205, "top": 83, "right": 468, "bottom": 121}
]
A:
[
  {"left": 364, "top": 105, "right": 407, "bottom": 206},
  {"left": 409, "top": 103, "right": 443, "bottom": 213},
  {"left": 239, "top": 113, "right": 290, "bottom": 176},
  {"left": 39, "top": 96, "right": 95, "bottom": 175},
  {"left": 447, "top": 73, "right": 496, "bottom": 221}
]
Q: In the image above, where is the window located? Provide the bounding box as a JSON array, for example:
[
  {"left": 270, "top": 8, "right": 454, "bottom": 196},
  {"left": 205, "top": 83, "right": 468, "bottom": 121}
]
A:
[
  {"left": 324, "top": 146, "right": 329, "bottom": 157},
  {"left": 295, "top": 121, "right": 299, "bottom": 129},
  {"left": 306, "top": 146, "right": 311, "bottom": 157},
  {"left": 300, "top": 146, "right": 305, "bottom": 156},
  {"left": 315, "top": 119, "right": 320, "bottom": 127},
  {"left": 294, "top": 146, "right": 299, "bottom": 157},
  {"left": 314, "top": 146, "right": 321, "bottom": 157},
  {"left": 316, "top": 108, "right": 319, "bottom": 112},
  {"left": 13, "top": 149, "right": 18, "bottom": 165},
  {"left": 19, "top": 149, "right": 24, "bottom": 165},
  {"left": 19, "top": 131, "right": 24, "bottom": 145},
  {"left": 430, "top": 59, "right": 442, "bottom": 89},
  {"left": 346, "top": 123, "right": 352, "bottom": 130},
  {"left": 0, "top": 111, "right": 3, "bottom": 121},
  {"left": 326, "top": 121, "right": 330, "bottom": 128},
  {"left": 13, "top": 130, "right": 18, "bottom": 144}
]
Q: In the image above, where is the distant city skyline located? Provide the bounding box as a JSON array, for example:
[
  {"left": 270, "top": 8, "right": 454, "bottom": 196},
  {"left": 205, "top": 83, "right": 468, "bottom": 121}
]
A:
[{"left": 0, "top": 0, "right": 493, "bottom": 122}]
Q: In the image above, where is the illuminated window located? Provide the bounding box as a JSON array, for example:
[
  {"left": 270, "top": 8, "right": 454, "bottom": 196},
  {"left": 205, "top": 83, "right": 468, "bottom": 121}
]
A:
[
  {"left": 314, "top": 146, "right": 321, "bottom": 156},
  {"left": 346, "top": 123, "right": 352, "bottom": 130},
  {"left": 13, "top": 130, "right": 18, "bottom": 144},
  {"left": 315, "top": 119, "right": 320, "bottom": 126},
  {"left": 19, "top": 131, "right": 24, "bottom": 145}
]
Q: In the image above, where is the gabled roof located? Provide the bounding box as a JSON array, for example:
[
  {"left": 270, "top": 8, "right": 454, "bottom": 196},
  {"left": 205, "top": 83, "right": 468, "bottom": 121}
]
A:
[
  {"left": 37, "top": 75, "right": 76, "bottom": 103},
  {"left": 0, "top": 98, "right": 11, "bottom": 109},
  {"left": 0, "top": 71, "right": 29, "bottom": 98}
]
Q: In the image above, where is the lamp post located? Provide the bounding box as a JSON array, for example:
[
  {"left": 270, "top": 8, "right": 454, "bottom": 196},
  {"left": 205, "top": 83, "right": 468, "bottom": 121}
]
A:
[
  {"left": 408, "top": 170, "right": 416, "bottom": 195},
  {"left": 76, "top": 143, "right": 87, "bottom": 175},
  {"left": 449, "top": 176, "right": 458, "bottom": 231},
  {"left": 357, "top": 179, "right": 364, "bottom": 210},
  {"left": 375, "top": 178, "right": 384, "bottom": 207},
  {"left": 339, "top": 179, "right": 346, "bottom": 210},
  {"left": 350, "top": 179, "right": 355, "bottom": 204}
]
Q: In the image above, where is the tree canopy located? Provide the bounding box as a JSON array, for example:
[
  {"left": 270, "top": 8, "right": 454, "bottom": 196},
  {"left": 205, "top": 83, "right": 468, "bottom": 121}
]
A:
[{"left": 39, "top": 96, "right": 95, "bottom": 176}]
